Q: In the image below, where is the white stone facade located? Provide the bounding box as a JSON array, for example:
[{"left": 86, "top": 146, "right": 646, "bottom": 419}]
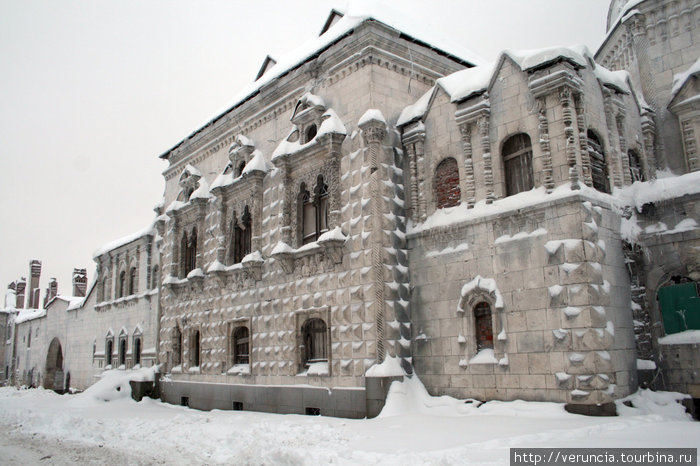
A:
[{"left": 3, "top": 1, "right": 699, "bottom": 416}]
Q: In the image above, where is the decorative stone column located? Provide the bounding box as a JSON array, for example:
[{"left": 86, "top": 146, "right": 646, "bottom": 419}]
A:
[
  {"left": 537, "top": 98, "right": 555, "bottom": 193},
  {"left": 277, "top": 160, "right": 292, "bottom": 245},
  {"left": 406, "top": 143, "right": 419, "bottom": 222},
  {"left": 478, "top": 116, "right": 496, "bottom": 203},
  {"left": 459, "top": 123, "right": 476, "bottom": 208},
  {"left": 415, "top": 138, "right": 428, "bottom": 221},
  {"left": 360, "top": 114, "right": 388, "bottom": 363},
  {"left": 641, "top": 111, "right": 657, "bottom": 179},
  {"left": 560, "top": 87, "right": 581, "bottom": 190},
  {"left": 603, "top": 90, "right": 623, "bottom": 189},
  {"left": 574, "top": 93, "right": 593, "bottom": 188},
  {"left": 401, "top": 123, "right": 426, "bottom": 223},
  {"left": 617, "top": 112, "right": 632, "bottom": 185}
]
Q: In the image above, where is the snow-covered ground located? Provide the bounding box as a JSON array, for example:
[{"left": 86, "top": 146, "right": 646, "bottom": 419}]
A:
[{"left": 0, "top": 370, "right": 698, "bottom": 465}]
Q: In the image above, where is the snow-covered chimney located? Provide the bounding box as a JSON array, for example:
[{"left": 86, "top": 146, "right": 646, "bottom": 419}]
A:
[
  {"left": 43, "top": 277, "right": 58, "bottom": 308},
  {"left": 6, "top": 283, "right": 17, "bottom": 309},
  {"left": 28, "top": 259, "right": 41, "bottom": 309},
  {"left": 72, "top": 268, "right": 87, "bottom": 297},
  {"left": 15, "top": 278, "right": 26, "bottom": 309}
]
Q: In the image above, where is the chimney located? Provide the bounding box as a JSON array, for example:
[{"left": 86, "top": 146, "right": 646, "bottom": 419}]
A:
[
  {"left": 15, "top": 277, "right": 26, "bottom": 309},
  {"left": 28, "top": 259, "right": 41, "bottom": 309},
  {"left": 6, "top": 283, "right": 17, "bottom": 309},
  {"left": 43, "top": 277, "right": 58, "bottom": 308},
  {"left": 72, "top": 268, "right": 87, "bottom": 297}
]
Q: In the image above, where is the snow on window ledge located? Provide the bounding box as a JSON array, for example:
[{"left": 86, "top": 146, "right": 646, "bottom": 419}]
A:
[
  {"left": 227, "top": 364, "right": 251, "bottom": 375},
  {"left": 188, "top": 366, "right": 201, "bottom": 374},
  {"left": 468, "top": 348, "right": 498, "bottom": 365},
  {"left": 298, "top": 361, "right": 329, "bottom": 376},
  {"left": 171, "top": 365, "right": 182, "bottom": 374}
]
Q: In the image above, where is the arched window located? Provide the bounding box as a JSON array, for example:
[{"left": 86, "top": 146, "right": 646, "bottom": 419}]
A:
[
  {"left": 502, "top": 133, "right": 534, "bottom": 196},
  {"left": 231, "top": 207, "right": 252, "bottom": 264},
  {"left": 588, "top": 131, "right": 609, "bottom": 193},
  {"left": 434, "top": 157, "right": 461, "bottom": 208},
  {"left": 118, "top": 271, "right": 126, "bottom": 298},
  {"left": 119, "top": 336, "right": 127, "bottom": 367},
  {"left": 105, "top": 338, "right": 114, "bottom": 367},
  {"left": 299, "top": 177, "right": 329, "bottom": 246},
  {"left": 190, "top": 330, "right": 201, "bottom": 367},
  {"left": 232, "top": 326, "right": 250, "bottom": 365},
  {"left": 305, "top": 124, "right": 318, "bottom": 143},
  {"left": 172, "top": 327, "right": 182, "bottom": 367},
  {"left": 181, "top": 228, "right": 197, "bottom": 277},
  {"left": 628, "top": 149, "right": 644, "bottom": 182},
  {"left": 101, "top": 277, "right": 108, "bottom": 301},
  {"left": 301, "top": 318, "right": 328, "bottom": 366},
  {"left": 474, "top": 302, "right": 494, "bottom": 351},
  {"left": 133, "top": 336, "right": 142, "bottom": 366},
  {"left": 151, "top": 265, "right": 159, "bottom": 290},
  {"left": 129, "top": 267, "right": 137, "bottom": 295}
]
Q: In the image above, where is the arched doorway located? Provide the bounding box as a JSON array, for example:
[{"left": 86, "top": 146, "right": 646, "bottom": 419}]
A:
[{"left": 44, "top": 338, "right": 64, "bottom": 392}]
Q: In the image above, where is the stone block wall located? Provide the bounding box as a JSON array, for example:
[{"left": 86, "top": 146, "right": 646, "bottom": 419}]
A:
[{"left": 408, "top": 195, "right": 637, "bottom": 405}]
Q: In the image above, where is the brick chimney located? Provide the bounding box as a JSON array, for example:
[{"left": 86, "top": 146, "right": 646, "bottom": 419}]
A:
[
  {"left": 28, "top": 259, "right": 41, "bottom": 309},
  {"left": 15, "top": 277, "right": 26, "bottom": 309},
  {"left": 72, "top": 268, "right": 87, "bottom": 297},
  {"left": 43, "top": 277, "right": 58, "bottom": 308}
]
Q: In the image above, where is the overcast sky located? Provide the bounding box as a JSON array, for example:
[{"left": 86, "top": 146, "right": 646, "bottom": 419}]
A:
[{"left": 0, "top": 0, "right": 611, "bottom": 301}]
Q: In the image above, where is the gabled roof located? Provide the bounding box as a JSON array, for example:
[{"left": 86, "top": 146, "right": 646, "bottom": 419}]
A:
[
  {"left": 671, "top": 58, "right": 700, "bottom": 104},
  {"left": 254, "top": 55, "right": 277, "bottom": 81},
  {"left": 92, "top": 224, "right": 155, "bottom": 259},
  {"left": 159, "top": 2, "right": 484, "bottom": 160},
  {"left": 319, "top": 9, "right": 344, "bottom": 36},
  {"left": 399, "top": 45, "right": 635, "bottom": 128}
]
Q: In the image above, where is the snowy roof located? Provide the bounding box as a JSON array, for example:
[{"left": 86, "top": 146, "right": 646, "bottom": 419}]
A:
[
  {"left": 15, "top": 308, "right": 47, "bottom": 324},
  {"left": 399, "top": 46, "right": 607, "bottom": 127},
  {"left": 396, "top": 45, "right": 646, "bottom": 126},
  {"left": 671, "top": 58, "right": 700, "bottom": 100},
  {"left": 159, "top": 1, "right": 483, "bottom": 160},
  {"left": 241, "top": 150, "right": 269, "bottom": 175},
  {"left": 358, "top": 109, "right": 387, "bottom": 126},
  {"left": 501, "top": 46, "right": 588, "bottom": 72},
  {"left": 92, "top": 224, "right": 155, "bottom": 259},
  {"left": 5, "top": 288, "right": 16, "bottom": 309}
]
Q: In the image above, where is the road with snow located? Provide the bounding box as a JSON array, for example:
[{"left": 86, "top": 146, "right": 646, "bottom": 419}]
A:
[{"left": 0, "top": 371, "right": 698, "bottom": 465}]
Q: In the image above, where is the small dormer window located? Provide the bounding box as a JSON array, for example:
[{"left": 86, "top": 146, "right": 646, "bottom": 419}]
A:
[
  {"left": 228, "top": 135, "right": 255, "bottom": 178},
  {"left": 236, "top": 161, "right": 246, "bottom": 177},
  {"left": 177, "top": 165, "right": 202, "bottom": 202},
  {"left": 305, "top": 124, "right": 318, "bottom": 144}
]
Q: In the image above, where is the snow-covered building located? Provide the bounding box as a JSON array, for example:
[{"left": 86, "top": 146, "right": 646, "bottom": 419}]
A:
[
  {"left": 5, "top": 226, "right": 161, "bottom": 392},
  {"left": 3, "top": 0, "right": 698, "bottom": 417},
  {"left": 152, "top": 1, "right": 699, "bottom": 417}
]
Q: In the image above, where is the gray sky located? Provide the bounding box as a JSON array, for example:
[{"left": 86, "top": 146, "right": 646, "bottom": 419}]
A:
[{"left": 0, "top": 0, "right": 611, "bottom": 300}]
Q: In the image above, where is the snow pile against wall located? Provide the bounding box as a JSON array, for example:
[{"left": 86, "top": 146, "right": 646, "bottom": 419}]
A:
[
  {"left": 379, "top": 374, "right": 479, "bottom": 417},
  {"left": 69, "top": 366, "right": 159, "bottom": 405},
  {"left": 615, "top": 389, "right": 692, "bottom": 420}
]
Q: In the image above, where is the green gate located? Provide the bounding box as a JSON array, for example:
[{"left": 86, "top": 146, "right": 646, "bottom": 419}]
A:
[{"left": 658, "top": 282, "right": 700, "bottom": 334}]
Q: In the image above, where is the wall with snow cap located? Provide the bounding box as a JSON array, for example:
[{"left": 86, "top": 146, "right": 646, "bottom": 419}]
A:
[
  {"left": 407, "top": 194, "right": 637, "bottom": 406},
  {"left": 11, "top": 227, "right": 161, "bottom": 391}
]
